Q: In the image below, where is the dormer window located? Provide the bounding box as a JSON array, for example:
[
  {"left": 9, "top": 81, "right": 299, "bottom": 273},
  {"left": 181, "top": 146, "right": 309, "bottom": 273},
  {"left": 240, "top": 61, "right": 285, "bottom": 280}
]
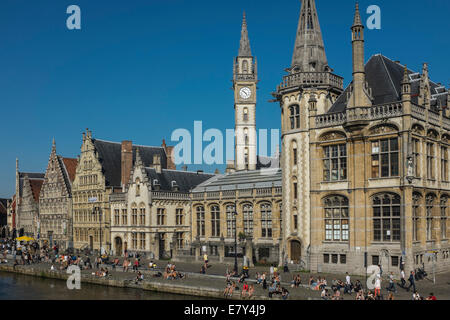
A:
[
  {"left": 153, "top": 179, "right": 160, "bottom": 191},
  {"left": 171, "top": 181, "right": 179, "bottom": 191},
  {"left": 135, "top": 178, "right": 140, "bottom": 196}
]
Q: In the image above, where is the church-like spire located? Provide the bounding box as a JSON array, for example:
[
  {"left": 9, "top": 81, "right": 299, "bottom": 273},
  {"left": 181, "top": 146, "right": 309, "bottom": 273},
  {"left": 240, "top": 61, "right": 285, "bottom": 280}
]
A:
[
  {"left": 291, "top": 0, "right": 329, "bottom": 72},
  {"left": 238, "top": 11, "right": 252, "bottom": 57},
  {"left": 353, "top": 2, "right": 363, "bottom": 27}
]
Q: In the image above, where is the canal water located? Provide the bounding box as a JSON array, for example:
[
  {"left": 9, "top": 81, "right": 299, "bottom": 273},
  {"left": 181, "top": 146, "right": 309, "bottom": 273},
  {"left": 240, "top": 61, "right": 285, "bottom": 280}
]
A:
[{"left": 0, "top": 271, "right": 202, "bottom": 300}]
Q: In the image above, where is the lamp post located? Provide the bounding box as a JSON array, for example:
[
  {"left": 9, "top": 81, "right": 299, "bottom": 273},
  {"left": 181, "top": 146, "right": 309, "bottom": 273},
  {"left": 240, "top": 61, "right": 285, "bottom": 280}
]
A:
[
  {"left": 93, "top": 206, "right": 102, "bottom": 255},
  {"left": 233, "top": 198, "right": 238, "bottom": 274}
]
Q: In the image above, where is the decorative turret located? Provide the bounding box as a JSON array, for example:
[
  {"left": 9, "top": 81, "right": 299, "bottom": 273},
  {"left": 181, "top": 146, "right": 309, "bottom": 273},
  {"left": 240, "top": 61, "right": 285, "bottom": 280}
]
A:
[
  {"left": 401, "top": 65, "right": 411, "bottom": 100},
  {"left": 418, "top": 63, "right": 431, "bottom": 108}
]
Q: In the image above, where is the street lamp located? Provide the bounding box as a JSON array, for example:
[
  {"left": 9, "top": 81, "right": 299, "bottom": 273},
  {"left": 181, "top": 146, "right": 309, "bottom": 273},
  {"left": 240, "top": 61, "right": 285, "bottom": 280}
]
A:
[
  {"left": 233, "top": 198, "right": 238, "bottom": 274},
  {"left": 93, "top": 206, "right": 102, "bottom": 255}
]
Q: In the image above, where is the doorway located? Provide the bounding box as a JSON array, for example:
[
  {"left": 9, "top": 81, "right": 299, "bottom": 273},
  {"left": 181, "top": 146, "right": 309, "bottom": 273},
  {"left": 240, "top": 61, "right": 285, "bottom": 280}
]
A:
[
  {"left": 115, "top": 237, "right": 123, "bottom": 256},
  {"left": 290, "top": 240, "right": 301, "bottom": 263}
]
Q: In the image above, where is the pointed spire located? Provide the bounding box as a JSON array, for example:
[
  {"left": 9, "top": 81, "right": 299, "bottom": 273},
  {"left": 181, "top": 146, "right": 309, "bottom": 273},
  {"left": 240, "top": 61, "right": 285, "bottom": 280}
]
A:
[
  {"left": 291, "top": 0, "right": 329, "bottom": 72},
  {"left": 238, "top": 11, "right": 252, "bottom": 56},
  {"left": 402, "top": 65, "right": 409, "bottom": 84},
  {"left": 135, "top": 147, "right": 143, "bottom": 167},
  {"left": 52, "top": 137, "right": 56, "bottom": 152},
  {"left": 353, "top": 2, "right": 363, "bottom": 27}
]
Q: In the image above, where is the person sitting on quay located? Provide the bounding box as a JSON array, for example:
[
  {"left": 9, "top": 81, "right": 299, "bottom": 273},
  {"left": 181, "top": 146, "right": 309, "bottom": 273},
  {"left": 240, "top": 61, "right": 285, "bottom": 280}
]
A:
[
  {"left": 355, "top": 290, "right": 365, "bottom": 300},
  {"left": 426, "top": 292, "right": 437, "bottom": 300},
  {"left": 132, "top": 258, "right": 139, "bottom": 272},
  {"left": 240, "top": 281, "right": 249, "bottom": 299},
  {"left": 149, "top": 260, "right": 157, "bottom": 270},
  {"left": 387, "top": 292, "right": 395, "bottom": 300},
  {"left": 281, "top": 287, "right": 289, "bottom": 300},
  {"left": 111, "top": 257, "right": 120, "bottom": 269},
  {"left": 331, "top": 288, "right": 342, "bottom": 300},
  {"left": 134, "top": 271, "right": 144, "bottom": 284}
]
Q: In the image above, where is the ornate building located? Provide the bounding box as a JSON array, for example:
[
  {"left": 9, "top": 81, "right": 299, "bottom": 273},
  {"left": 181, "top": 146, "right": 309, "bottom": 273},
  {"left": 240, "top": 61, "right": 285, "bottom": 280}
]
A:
[
  {"left": 110, "top": 150, "right": 213, "bottom": 258},
  {"left": 274, "top": 1, "right": 450, "bottom": 274},
  {"left": 39, "top": 139, "right": 77, "bottom": 249},
  {"left": 14, "top": 159, "right": 45, "bottom": 237},
  {"left": 72, "top": 129, "right": 176, "bottom": 253}
]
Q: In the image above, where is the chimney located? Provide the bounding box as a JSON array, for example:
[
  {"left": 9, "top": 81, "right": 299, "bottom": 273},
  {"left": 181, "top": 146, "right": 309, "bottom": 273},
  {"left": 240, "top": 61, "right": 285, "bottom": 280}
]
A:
[
  {"left": 162, "top": 139, "right": 176, "bottom": 170},
  {"left": 121, "top": 140, "right": 133, "bottom": 188},
  {"left": 153, "top": 154, "right": 162, "bottom": 173}
]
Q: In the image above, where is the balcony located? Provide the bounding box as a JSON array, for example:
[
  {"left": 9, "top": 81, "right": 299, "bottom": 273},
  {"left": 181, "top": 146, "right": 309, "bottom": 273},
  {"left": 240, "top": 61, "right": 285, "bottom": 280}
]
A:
[{"left": 277, "top": 71, "right": 344, "bottom": 92}]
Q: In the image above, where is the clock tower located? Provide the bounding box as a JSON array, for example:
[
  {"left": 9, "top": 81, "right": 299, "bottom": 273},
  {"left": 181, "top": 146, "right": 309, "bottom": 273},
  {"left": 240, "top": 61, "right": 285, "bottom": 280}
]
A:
[{"left": 233, "top": 12, "right": 258, "bottom": 171}]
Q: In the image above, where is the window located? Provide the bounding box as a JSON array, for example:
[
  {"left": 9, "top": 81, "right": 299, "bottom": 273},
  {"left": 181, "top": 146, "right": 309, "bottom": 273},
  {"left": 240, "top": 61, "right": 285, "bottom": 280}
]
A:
[
  {"left": 426, "top": 195, "right": 435, "bottom": 240},
  {"left": 293, "top": 147, "right": 298, "bottom": 165},
  {"left": 372, "top": 255, "right": 380, "bottom": 266},
  {"left": 441, "top": 197, "right": 448, "bottom": 239},
  {"left": 139, "top": 205, "right": 145, "bottom": 225},
  {"left": 323, "top": 144, "right": 347, "bottom": 181},
  {"left": 391, "top": 256, "right": 399, "bottom": 267},
  {"left": 121, "top": 209, "right": 127, "bottom": 226},
  {"left": 331, "top": 254, "right": 338, "bottom": 264},
  {"left": 196, "top": 206, "right": 205, "bottom": 236},
  {"left": 293, "top": 214, "right": 298, "bottom": 230},
  {"left": 442, "top": 147, "right": 448, "bottom": 181},
  {"left": 261, "top": 204, "right": 272, "bottom": 238},
  {"left": 371, "top": 138, "right": 399, "bottom": 178},
  {"left": 176, "top": 208, "right": 183, "bottom": 225},
  {"left": 131, "top": 204, "right": 138, "bottom": 225},
  {"left": 373, "top": 194, "right": 401, "bottom": 242},
  {"left": 293, "top": 182, "right": 298, "bottom": 200},
  {"left": 323, "top": 254, "right": 330, "bottom": 264},
  {"left": 211, "top": 206, "right": 220, "bottom": 237},
  {"left": 243, "top": 204, "right": 253, "bottom": 236},
  {"left": 132, "top": 233, "right": 137, "bottom": 249},
  {"left": 324, "top": 196, "right": 349, "bottom": 241},
  {"left": 412, "top": 194, "right": 421, "bottom": 241},
  {"left": 176, "top": 232, "right": 184, "bottom": 249},
  {"left": 139, "top": 233, "right": 145, "bottom": 250},
  {"left": 340, "top": 254, "right": 347, "bottom": 264},
  {"left": 427, "top": 143, "right": 435, "bottom": 180},
  {"left": 289, "top": 105, "right": 300, "bottom": 129},
  {"left": 157, "top": 208, "right": 166, "bottom": 226},
  {"left": 226, "top": 205, "right": 236, "bottom": 238},
  {"left": 114, "top": 209, "right": 120, "bottom": 225},
  {"left": 243, "top": 108, "right": 248, "bottom": 122}
]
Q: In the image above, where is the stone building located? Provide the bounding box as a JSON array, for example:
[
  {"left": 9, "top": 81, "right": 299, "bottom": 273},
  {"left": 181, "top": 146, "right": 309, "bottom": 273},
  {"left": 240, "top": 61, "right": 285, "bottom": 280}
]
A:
[
  {"left": 110, "top": 150, "right": 213, "bottom": 258},
  {"left": 14, "top": 159, "right": 44, "bottom": 238},
  {"left": 39, "top": 139, "right": 78, "bottom": 249},
  {"left": 6, "top": 195, "right": 16, "bottom": 235},
  {"left": 72, "top": 129, "right": 176, "bottom": 253},
  {"left": 0, "top": 198, "right": 7, "bottom": 237},
  {"left": 274, "top": 1, "right": 450, "bottom": 274}
]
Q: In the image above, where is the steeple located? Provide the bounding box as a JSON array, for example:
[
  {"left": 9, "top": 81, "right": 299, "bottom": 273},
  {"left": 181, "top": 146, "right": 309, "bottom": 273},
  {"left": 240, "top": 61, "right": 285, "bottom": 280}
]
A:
[
  {"left": 353, "top": 2, "right": 363, "bottom": 27},
  {"left": 51, "top": 137, "right": 56, "bottom": 153},
  {"left": 238, "top": 11, "right": 252, "bottom": 57},
  {"left": 291, "top": 0, "right": 329, "bottom": 72}
]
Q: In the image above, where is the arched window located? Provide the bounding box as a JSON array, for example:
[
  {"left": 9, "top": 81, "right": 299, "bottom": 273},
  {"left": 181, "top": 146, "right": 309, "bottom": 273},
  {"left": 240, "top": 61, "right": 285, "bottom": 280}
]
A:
[
  {"left": 139, "top": 203, "right": 146, "bottom": 225},
  {"left": 244, "top": 128, "right": 249, "bottom": 145},
  {"left": 243, "top": 204, "right": 253, "bottom": 236},
  {"left": 211, "top": 206, "right": 220, "bottom": 237},
  {"left": 242, "top": 60, "right": 248, "bottom": 73},
  {"left": 426, "top": 194, "right": 436, "bottom": 240},
  {"left": 136, "top": 178, "right": 141, "bottom": 196},
  {"left": 261, "top": 203, "right": 272, "bottom": 238},
  {"left": 289, "top": 105, "right": 300, "bottom": 129},
  {"left": 292, "top": 141, "right": 298, "bottom": 166},
  {"left": 373, "top": 193, "right": 401, "bottom": 242},
  {"left": 196, "top": 206, "right": 205, "bottom": 237},
  {"left": 243, "top": 108, "right": 248, "bottom": 122},
  {"left": 131, "top": 203, "right": 138, "bottom": 226},
  {"left": 324, "top": 196, "right": 349, "bottom": 241},
  {"left": 440, "top": 196, "right": 448, "bottom": 240},
  {"left": 226, "top": 205, "right": 235, "bottom": 238},
  {"left": 412, "top": 193, "right": 421, "bottom": 241}
]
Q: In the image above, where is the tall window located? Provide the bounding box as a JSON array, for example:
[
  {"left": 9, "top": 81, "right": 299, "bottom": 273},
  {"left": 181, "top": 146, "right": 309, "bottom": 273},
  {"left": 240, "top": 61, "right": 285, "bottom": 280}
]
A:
[
  {"left": 243, "top": 108, "right": 248, "bottom": 121},
  {"left": 324, "top": 196, "right": 349, "bottom": 241},
  {"left": 131, "top": 204, "right": 138, "bottom": 225},
  {"left": 440, "top": 196, "right": 447, "bottom": 240},
  {"left": 139, "top": 233, "right": 145, "bottom": 249},
  {"left": 293, "top": 182, "right": 298, "bottom": 200},
  {"left": 114, "top": 209, "right": 120, "bottom": 225},
  {"left": 176, "top": 232, "right": 184, "bottom": 249},
  {"left": 211, "top": 206, "right": 221, "bottom": 237},
  {"left": 323, "top": 144, "right": 347, "bottom": 181},
  {"left": 121, "top": 209, "right": 127, "bottom": 226},
  {"left": 243, "top": 204, "right": 253, "bottom": 236},
  {"left": 412, "top": 194, "right": 421, "bottom": 242},
  {"left": 426, "top": 195, "right": 435, "bottom": 240},
  {"left": 226, "top": 205, "right": 235, "bottom": 238},
  {"left": 371, "top": 138, "right": 399, "bottom": 178},
  {"left": 293, "top": 146, "right": 298, "bottom": 165},
  {"left": 157, "top": 208, "right": 165, "bottom": 226},
  {"left": 176, "top": 208, "right": 183, "bottom": 225},
  {"left": 427, "top": 143, "right": 435, "bottom": 180},
  {"left": 412, "top": 138, "right": 421, "bottom": 177},
  {"left": 289, "top": 105, "right": 300, "bottom": 129},
  {"left": 196, "top": 206, "right": 205, "bottom": 237},
  {"left": 132, "top": 233, "right": 137, "bottom": 249},
  {"left": 441, "top": 147, "right": 448, "bottom": 181},
  {"left": 373, "top": 194, "right": 401, "bottom": 242},
  {"left": 139, "top": 204, "right": 146, "bottom": 225},
  {"left": 261, "top": 203, "right": 272, "bottom": 238}
]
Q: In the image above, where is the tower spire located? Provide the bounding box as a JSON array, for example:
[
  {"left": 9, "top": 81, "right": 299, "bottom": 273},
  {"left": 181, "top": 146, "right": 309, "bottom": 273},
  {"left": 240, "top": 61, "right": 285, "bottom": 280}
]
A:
[
  {"left": 291, "top": 0, "right": 329, "bottom": 72},
  {"left": 353, "top": 2, "right": 363, "bottom": 27},
  {"left": 238, "top": 11, "right": 252, "bottom": 57}
]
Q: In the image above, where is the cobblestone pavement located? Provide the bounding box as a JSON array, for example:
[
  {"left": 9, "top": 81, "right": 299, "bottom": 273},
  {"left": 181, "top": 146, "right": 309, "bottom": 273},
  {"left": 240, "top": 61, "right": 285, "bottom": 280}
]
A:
[{"left": 2, "top": 255, "right": 450, "bottom": 300}]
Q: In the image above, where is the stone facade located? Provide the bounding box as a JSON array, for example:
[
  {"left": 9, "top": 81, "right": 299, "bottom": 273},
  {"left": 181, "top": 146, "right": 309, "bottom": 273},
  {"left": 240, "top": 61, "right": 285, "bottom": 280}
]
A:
[
  {"left": 274, "top": 1, "right": 450, "bottom": 275},
  {"left": 39, "top": 139, "right": 77, "bottom": 249}
]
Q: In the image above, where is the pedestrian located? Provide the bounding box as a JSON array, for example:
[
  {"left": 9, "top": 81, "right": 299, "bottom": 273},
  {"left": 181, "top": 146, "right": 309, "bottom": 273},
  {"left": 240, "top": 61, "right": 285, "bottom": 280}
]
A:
[
  {"left": 133, "top": 258, "right": 139, "bottom": 272},
  {"left": 374, "top": 274, "right": 381, "bottom": 297},
  {"left": 407, "top": 271, "right": 416, "bottom": 292},
  {"left": 387, "top": 272, "right": 397, "bottom": 293},
  {"left": 400, "top": 269, "right": 406, "bottom": 288},
  {"left": 203, "top": 253, "right": 208, "bottom": 268}
]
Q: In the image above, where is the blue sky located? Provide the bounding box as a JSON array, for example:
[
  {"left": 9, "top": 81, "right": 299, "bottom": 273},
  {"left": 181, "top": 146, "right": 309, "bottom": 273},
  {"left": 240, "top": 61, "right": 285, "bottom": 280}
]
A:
[{"left": 0, "top": 0, "right": 449, "bottom": 197}]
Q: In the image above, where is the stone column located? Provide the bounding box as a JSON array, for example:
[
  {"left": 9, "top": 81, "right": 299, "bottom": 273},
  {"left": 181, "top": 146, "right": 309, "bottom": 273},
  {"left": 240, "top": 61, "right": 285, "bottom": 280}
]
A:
[
  {"left": 245, "top": 237, "right": 254, "bottom": 267},
  {"left": 219, "top": 236, "right": 225, "bottom": 263}
]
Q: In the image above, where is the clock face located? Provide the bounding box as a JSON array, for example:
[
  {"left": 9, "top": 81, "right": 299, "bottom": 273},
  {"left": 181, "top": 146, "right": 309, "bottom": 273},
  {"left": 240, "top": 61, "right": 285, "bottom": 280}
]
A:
[{"left": 239, "top": 87, "right": 252, "bottom": 100}]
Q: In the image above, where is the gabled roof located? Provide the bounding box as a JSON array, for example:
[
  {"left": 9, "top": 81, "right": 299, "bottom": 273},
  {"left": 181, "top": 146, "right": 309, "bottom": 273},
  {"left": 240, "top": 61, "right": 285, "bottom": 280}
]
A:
[
  {"left": 192, "top": 168, "right": 282, "bottom": 193},
  {"left": 29, "top": 179, "right": 44, "bottom": 203},
  {"left": 18, "top": 172, "right": 45, "bottom": 198},
  {"left": 62, "top": 158, "right": 78, "bottom": 182},
  {"left": 328, "top": 54, "right": 449, "bottom": 113},
  {"left": 144, "top": 168, "right": 214, "bottom": 193},
  {"left": 92, "top": 139, "right": 168, "bottom": 187},
  {"left": 0, "top": 199, "right": 8, "bottom": 215}
]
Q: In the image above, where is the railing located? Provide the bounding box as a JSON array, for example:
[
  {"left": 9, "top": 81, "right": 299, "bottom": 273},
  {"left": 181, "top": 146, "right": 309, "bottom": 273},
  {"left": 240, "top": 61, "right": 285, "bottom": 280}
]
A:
[
  {"left": 411, "top": 104, "right": 426, "bottom": 121},
  {"left": 256, "top": 188, "right": 272, "bottom": 197},
  {"left": 277, "top": 71, "right": 344, "bottom": 91},
  {"left": 234, "top": 73, "right": 257, "bottom": 81},
  {"left": 206, "top": 191, "right": 220, "bottom": 200},
  {"left": 369, "top": 103, "right": 402, "bottom": 120},
  {"left": 315, "top": 112, "right": 346, "bottom": 128},
  {"left": 151, "top": 191, "right": 190, "bottom": 200},
  {"left": 222, "top": 190, "right": 236, "bottom": 199},
  {"left": 191, "top": 186, "right": 282, "bottom": 202}
]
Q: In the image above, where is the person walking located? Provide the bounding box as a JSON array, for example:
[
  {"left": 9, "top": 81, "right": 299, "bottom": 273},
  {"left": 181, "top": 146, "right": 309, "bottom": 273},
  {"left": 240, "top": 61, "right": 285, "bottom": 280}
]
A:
[
  {"left": 400, "top": 269, "right": 406, "bottom": 288},
  {"left": 374, "top": 275, "right": 382, "bottom": 298},
  {"left": 387, "top": 272, "right": 397, "bottom": 293},
  {"left": 407, "top": 271, "right": 416, "bottom": 292}
]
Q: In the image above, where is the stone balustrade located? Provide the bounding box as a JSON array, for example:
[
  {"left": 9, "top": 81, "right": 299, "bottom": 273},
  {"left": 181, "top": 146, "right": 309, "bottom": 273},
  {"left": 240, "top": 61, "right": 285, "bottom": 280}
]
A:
[{"left": 277, "top": 71, "right": 344, "bottom": 91}]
